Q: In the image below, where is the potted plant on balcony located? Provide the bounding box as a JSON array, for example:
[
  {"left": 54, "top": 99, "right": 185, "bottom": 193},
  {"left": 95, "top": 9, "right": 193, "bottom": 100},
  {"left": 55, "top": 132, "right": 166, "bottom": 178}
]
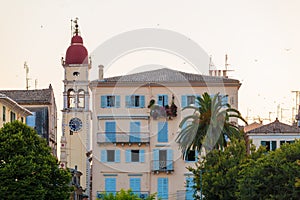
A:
[{"left": 148, "top": 95, "right": 177, "bottom": 120}]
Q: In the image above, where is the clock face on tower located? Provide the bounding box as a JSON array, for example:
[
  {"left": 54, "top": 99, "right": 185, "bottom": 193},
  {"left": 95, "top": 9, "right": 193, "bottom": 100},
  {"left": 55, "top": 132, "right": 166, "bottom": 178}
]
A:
[{"left": 69, "top": 117, "right": 83, "bottom": 132}]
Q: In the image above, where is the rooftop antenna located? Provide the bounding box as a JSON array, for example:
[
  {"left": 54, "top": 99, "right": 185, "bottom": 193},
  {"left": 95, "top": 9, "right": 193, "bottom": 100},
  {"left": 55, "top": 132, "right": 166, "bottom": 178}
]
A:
[
  {"left": 24, "top": 62, "right": 30, "bottom": 90},
  {"left": 35, "top": 79, "right": 38, "bottom": 89}
]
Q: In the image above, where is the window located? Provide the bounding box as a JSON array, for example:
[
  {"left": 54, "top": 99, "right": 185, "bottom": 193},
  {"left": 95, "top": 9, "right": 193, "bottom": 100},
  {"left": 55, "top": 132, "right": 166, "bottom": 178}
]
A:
[
  {"left": 21, "top": 117, "right": 24, "bottom": 123},
  {"left": 186, "top": 177, "right": 195, "bottom": 200},
  {"left": 181, "top": 95, "right": 200, "bottom": 107},
  {"left": 185, "top": 150, "right": 198, "bottom": 162},
  {"left": 126, "top": 95, "right": 145, "bottom": 108},
  {"left": 101, "top": 95, "right": 120, "bottom": 108},
  {"left": 280, "top": 140, "right": 295, "bottom": 146},
  {"left": 107, "top": 150, "right": 115, "bottom": 162},
  {"left": 187, "top": 96, "right": 196, "bottom": 105},
  {"left": 101, "top": 150, "right": 120, "bottom": 162},
  {"left": 67, "top": 89, "right": 76, "bottom": 108},
  {"left": 157, "top": 178, "right": 168, "bottom": 199},
  {"left": 261, "top": 141, "right": 277, "bottom": 151},
  {"left": 2, "top": 106, "right": 6, "bottom": 122},
  {"left": 157, "top": 95, "right": 168, "bottom": 107},
  {"left": 10, "top": 111, "right": 16, "bottom": 122},
  {"left": 153, "top": 149, "right": 173, "bottom": 171},
  {"left": 158, "top": 122, "right": 168, "bottom": 142},
  {"left": 130, "top": 178, "right": 141, "bottom": 195},
  {"left": 126, "top": 149, "right": 145, "bottom": 162},
  {"left": 78, "top": 90, "right": 85, "bottom": 108},
  {"left": 73, "top": 71, "right": 80, "bottom": 76},
  {"left": 26, "top": 112, "right": 36, "bottom": 128},
  {"left": 105, "top": 178, "right": 116, "bottom": 195}
]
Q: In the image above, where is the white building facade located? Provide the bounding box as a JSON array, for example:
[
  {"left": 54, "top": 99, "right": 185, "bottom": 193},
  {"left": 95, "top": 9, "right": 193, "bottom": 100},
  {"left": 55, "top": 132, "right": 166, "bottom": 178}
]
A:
[{"left": 247, "top": 118, "right": 300, "bottom": 151}]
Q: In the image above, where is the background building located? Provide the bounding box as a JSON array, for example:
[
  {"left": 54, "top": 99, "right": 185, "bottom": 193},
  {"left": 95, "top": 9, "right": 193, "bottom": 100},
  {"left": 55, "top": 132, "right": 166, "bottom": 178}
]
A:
[
  {"left": 90, "top": 67, "right": 241, "bottom": 200},
  {"left": 0, "top": 85, "right": 58, "bottom": 156},
  {"left": 0, "top": 93, "right": 32, "bottom": 127},
  {"left": 246, "top": 118, "right": 300, "bottom": 151}
]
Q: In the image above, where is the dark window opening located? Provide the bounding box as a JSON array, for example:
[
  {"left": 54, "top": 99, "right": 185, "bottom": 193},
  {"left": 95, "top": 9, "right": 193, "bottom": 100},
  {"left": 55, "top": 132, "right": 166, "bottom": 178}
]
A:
[
  {"left": 185, "top": 150, "right": 196, "bottom": 162},
  {"left": 73, "top": 72, "right": 80, "bottom": 76},
  {"left": 131, "top": 150, "right": 139, "bottom": 162},
  {"left": 107, "top": 150, "right": 115, "bottom": 162}
]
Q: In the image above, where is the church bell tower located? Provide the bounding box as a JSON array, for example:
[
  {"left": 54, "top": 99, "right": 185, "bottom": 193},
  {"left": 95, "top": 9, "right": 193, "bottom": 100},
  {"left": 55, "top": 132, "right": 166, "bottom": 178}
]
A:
[{"left": 60, "top": 19, "right": 91, "bottom": 195}]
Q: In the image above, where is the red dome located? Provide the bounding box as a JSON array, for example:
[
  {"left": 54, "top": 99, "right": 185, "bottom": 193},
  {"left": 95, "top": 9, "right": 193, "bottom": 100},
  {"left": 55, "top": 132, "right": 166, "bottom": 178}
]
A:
[
  {"left": 71, "top": 35, "right": 83, "bottom": 44},
  {"left": 65, "top": 35, "right": 88, "bottom": 65}
]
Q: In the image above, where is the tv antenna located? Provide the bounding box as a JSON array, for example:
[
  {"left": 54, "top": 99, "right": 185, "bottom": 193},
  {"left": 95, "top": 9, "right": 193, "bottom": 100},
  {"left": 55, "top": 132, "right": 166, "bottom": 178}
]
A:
[{"left": 24, "top": 62, "right": 31, "bottom": 90}]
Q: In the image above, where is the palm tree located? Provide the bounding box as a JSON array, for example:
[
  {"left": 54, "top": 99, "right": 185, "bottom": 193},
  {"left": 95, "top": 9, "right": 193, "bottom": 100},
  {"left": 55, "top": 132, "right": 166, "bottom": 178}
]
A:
[{"left": 176, "top": 92, "right": 247, "bottom": 156}]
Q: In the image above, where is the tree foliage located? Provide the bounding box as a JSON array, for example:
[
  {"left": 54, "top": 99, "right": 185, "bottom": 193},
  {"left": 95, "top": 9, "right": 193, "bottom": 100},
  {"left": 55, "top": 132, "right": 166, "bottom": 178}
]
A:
[
  {"left": 188, "top": 140, "right": 300, "bottom": 200},
  {"left": 176, "top": 92, "right": 247, "bottom": 156},
  {"left": 97, "top": 189, "right": 157, "bottom": 200},
  {"left": 0, "top": 121, "right": 72, "bottom": 199}
]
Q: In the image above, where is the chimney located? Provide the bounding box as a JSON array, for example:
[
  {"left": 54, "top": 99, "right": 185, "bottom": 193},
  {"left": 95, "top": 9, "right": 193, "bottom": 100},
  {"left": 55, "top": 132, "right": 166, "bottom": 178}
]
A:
[{"left": 98, "top": 65, "right": 104, "bottom": 80}]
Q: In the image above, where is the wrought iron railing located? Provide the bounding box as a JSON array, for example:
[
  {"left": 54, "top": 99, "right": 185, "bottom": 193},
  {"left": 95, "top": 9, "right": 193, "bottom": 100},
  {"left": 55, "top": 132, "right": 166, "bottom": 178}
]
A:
[
  {"left": 151, "top": 160, "right": 174, "bottom": 172},
  {"left": 97, "top": 133, "right": 150, "bottom": 144}
]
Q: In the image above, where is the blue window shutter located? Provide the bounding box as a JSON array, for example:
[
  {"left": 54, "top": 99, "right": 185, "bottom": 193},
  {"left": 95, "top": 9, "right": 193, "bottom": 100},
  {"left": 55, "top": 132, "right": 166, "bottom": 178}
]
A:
[
  {"left": 163, "top": 95, "right": 168, "bottom": 106},
  {"left": 101, "top": 150, "right": 107, "bottom": 162},
  {"left": 181, "top": 95, "right": 187, "bottom": 108},
  {"left": 140, "top": 95, "right": 145, "bottom": 108},
  {"left": 140, "top": 149, "right": 145, "bottom": 163},
  {"left": 261, "top": 141, "right": 267, "bottom": 146},
  {"left": 158, "top": 122, "right": 168, "bottom": 142},
  {"left": 115, "top": 150, "right": 120, "bottom": 162},
  {"left": 126, "top": 150, "right": 131, "bottom": 163},
  {"left": 116, "top": 95, "right": 120, "bottom": 108},
  {"left": 158, "top": 178, "right": 168, "bottom": 199},
  {"left": 101, "top": 96, "right": 106, "bottom": 108},
  {"left": 105, "top": 178, "right": 116, "bottom": 193},
  {"left": 186, "top": 177, "right": 194, "bottom": 200},
  {"left": 125, "top": 96, "right": 130, "bottom": 107},
  {"left": 130, "top": 178, "right": 141, "bottom": 194},
  {"left": 153, "top": 149, "right": 159, "bottom": 170},
  {"left": 130, "top": 121, "right": 140, "bottom": 142},
  {"left": 105, "top": 121, "right": 116, "bottom": 142},
  {"left": 195, "top": 150, "right": 199, "bottom": 162},
  {"left": 167, "top": 149, "right": 173, "bottom": 170}
]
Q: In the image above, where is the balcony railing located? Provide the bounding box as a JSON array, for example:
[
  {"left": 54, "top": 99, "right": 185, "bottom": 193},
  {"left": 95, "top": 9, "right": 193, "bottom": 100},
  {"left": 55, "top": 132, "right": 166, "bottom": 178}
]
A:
[
  {"left": 97, "top": 133, "right": 150, "bottom": 144},
  {"left": 97, "top": 191, "right": 150, "bottom": 199},
  {"left": 151, "top": 160, "right": 174, "bottom": 172}
]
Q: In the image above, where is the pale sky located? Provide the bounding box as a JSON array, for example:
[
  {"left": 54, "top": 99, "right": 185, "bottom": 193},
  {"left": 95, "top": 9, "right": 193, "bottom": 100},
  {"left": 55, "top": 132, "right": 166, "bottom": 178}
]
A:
[{"left": 1, "top": 0, "right": 300, "bottom": 126}]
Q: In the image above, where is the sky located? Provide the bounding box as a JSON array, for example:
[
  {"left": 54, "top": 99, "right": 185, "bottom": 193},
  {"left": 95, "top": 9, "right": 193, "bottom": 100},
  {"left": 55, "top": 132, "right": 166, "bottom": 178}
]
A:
[{"left": 1, "top": 0, "right": 300, "bottom": 126}]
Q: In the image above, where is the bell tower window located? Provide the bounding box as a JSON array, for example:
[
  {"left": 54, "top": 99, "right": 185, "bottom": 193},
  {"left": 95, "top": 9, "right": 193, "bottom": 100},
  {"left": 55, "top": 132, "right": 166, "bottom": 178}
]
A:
[
  {"left": 78, "top": 90, "right": 85, "bottom": 108},
  {"left": 67, "top": 89, "right": 76, "bottom": 108},
  {"left": 73, "top": 72, "right": 80, "bottom": 77}
]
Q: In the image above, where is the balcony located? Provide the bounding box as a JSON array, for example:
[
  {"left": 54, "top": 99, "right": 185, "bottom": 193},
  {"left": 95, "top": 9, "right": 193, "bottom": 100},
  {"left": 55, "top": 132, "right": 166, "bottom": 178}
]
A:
[
  {"left": 97, "top": 132, "right": 150, "bottom": 144},
  {"left": 96, "top": 191, "right": 150, "bottom": 199},
  {"left": 151, "top": 160, "right": 174, "bottom": 173}
]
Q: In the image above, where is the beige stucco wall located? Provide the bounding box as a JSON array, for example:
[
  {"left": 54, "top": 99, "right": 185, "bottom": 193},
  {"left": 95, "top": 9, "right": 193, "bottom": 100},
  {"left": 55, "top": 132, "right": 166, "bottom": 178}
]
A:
[
  {"left": 91, "top": 82, "right": 239, "bottom": 200},
  {"left": 0, "top": 100, "right": 30, "bottom": 128}
]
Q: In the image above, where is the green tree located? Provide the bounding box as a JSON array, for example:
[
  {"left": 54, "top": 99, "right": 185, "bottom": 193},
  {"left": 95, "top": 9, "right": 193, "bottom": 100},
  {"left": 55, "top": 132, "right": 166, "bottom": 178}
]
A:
[
  {"left": 176, "top": 92, "right": 247, "bottom": 155},
  {"left": 97, "top": 189, "right": 157, "bottom": 200},
  {"left": 238, "top": 141, "right": 300, "bottom": 199},
  {"left": 188, "top": 139, "right": 248, "bottom": 200},
  {"left": 0, "top": 121, "right": 72, "bottom": 199}
]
